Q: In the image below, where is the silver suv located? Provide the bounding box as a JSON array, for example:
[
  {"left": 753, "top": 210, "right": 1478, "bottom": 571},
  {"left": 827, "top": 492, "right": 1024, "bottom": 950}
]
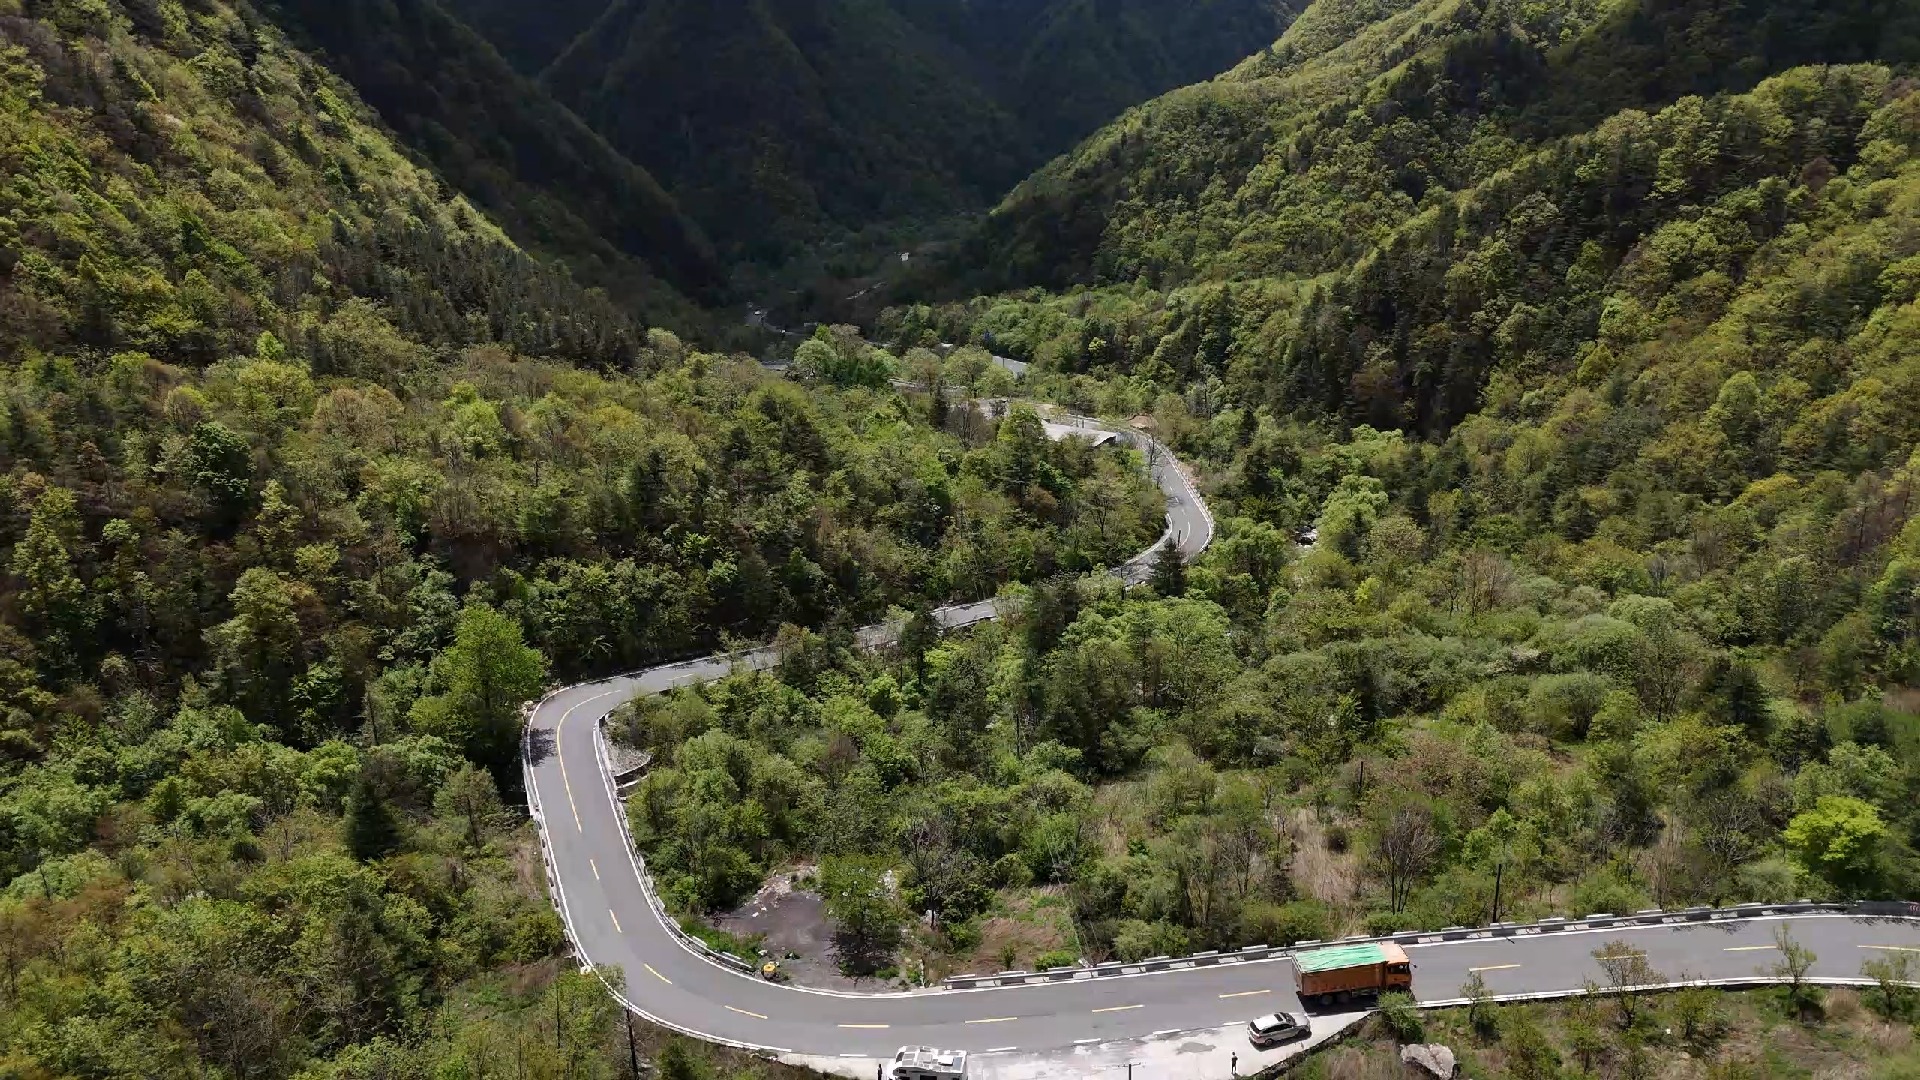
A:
[{"left": 1247, "top": 1012, "right": 1310, "bottom": 1048}]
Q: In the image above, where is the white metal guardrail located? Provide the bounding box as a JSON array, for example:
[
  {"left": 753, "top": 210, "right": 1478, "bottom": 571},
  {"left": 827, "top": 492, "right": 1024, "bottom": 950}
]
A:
[{"left": 939, "top": 901, "right": 1909, "bottom": 988}]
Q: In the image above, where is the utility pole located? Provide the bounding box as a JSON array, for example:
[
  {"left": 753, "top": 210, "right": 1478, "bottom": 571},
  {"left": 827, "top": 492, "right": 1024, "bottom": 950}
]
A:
[
  {"left": 1125, "top": 1062, "right": 1139, "bottom": 1080},
  {"left": 626, "top": 1011, "right": 642, "bottom": 1079}
]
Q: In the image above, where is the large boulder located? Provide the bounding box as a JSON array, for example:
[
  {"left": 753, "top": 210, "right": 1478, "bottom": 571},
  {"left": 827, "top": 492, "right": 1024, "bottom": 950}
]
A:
[{"left": 1400, "top": 1043, "right": 1457, "bottom": 1079}]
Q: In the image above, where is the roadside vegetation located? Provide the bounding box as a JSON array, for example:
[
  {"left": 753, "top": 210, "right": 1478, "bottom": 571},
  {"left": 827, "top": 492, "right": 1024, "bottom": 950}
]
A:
[
  {"left": 1291, "top": 971, "right": 1920, "bottom": 1079},
  {"left": 0, "top": 1, "right": 1156, "bottom": 1075},
  {"left": 6, "top": 0, "right": 1920, "bottom": 1074}
]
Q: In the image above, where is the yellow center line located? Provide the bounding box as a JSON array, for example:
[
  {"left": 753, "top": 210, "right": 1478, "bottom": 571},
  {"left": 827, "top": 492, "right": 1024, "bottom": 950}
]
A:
[
  {"left": 839, "top": 1024, "right": 890, "bottom": 1030},
  {"left": 644, "top": 963, "right": 671, "bottom": 984},
  {"left": 726, "top": 1006, "right": 768, "bottom": 1020},
  {"left": 1725, "top": 945, "right": 1776, "bottom": 952},
  {"left": 609, "top": 910, "right": 622, "bottom": 934},
  {"left": 1861, "top": 945, "right": 1920, "bottom": 953},
  {"left": 1218, "top": 990, "right": 1270, "bottom": 999},
  {"left": 591, "top": 859, "right": 600, "bottom": 880},
  {"left": 554, "top": 689, "right": 622, "bottom": 832},
  {"left": 1470, "top": 964, "right": 1522, "bottom": 972},
  {"left": 1092, "top": 1004, "right": 1143, "bottom": 1013},
  {"left": 966, "top": 1017, "right": 1018, "bottom": 1024}
]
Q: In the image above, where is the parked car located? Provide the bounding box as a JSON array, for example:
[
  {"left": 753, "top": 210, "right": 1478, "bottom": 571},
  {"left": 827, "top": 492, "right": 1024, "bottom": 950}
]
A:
[
  {"left": 1247, "top": 1012, "right": 1311, "bottom": 1047},
  {"left": 887, "top": 1046, "right": 967, "bottom": 1080}
]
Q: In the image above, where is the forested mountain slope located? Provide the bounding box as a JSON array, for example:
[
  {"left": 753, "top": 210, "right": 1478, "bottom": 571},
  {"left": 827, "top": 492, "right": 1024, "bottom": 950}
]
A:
[
  {"left": 835, "top": 0, "right": 1920, "bottom": 982},
  {"left": 257, "top": 0, "right": 723, "bottom": 323},
  {"left": 0, "top": 1, "right": 1159, "bottom": 1074},
  {"left": 427, "top": 0, "right": 611, "bottom": 76},
  {"left": 955, "top": 0, "right": 1920, "bottom": 295},
  {"left": 539, "top": 0, "right": 1032, "bottom": 262},
  {"left": 890, "top": 0, "right": 1302, "bottom": 150},
  {"left": 698, "top": 58, "right": 1920, "bottom": 1025},
  {"left": 513, "top": 0, "right": 1296, "bottom": 262}
]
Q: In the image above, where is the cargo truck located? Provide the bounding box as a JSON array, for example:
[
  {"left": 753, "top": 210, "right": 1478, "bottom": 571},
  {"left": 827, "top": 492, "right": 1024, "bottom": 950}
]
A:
[{"left": 1293, "top": 942, "right": 1413, "bottom": 1007}]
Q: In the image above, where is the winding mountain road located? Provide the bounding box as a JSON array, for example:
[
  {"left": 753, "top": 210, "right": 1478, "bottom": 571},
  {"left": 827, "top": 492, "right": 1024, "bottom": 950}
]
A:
[{"left": 523, "top": 409, "right": 1920, "bottom": 1073}]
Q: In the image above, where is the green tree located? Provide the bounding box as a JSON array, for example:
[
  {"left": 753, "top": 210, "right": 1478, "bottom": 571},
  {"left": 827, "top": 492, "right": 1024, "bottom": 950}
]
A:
[
  {"left": 819, "top": 856, "right": 904, "bottom": 975},
  {"left": 1862, "top": 948, "right": 1916, "bottom": 1020},
  {"left": 1148, "top": 537, "right": 1186, "bottom": 597},
  {"left": 186, "top": 420, "right": 255, "bottom": 523},
  {"left": 1592, "top": 939, "right": 1665, "bottom": 1029},
  {"left": 8, "top": 486, "right": 96, "bottom": 670},
  {"left": 411, "top": 601, "right": 548, "bottom": 787},
  {"left": 1696, "top": 657, "right": 1771, "bottom": 739},
  {"left": 1783, "top": 795, "right": 1888, "bottom": 895},
  {"left": 434, "top": 764, "right": 505, "bottom": 849},
  {"left": 1502, "top": 1007, "right": 1561, "bottom": 1080},
  {"left": 204, "top": 567, "right": 307, "bottom": 736},
  {"left": 1461, "top": 969, "right": 1496, "bottom": 1039},
  {"left": 344, "top": 774, "right": 401, "bottom": 861},
  {"left": 1671, "top": 984, "right": 1726, "bottom": 1046},
  {"left": 1464, "top": 807, "right": 1522, "bottom": 922},
  {"left": 1768, "top": 923, "right": 1820, "bottom": 1018}
]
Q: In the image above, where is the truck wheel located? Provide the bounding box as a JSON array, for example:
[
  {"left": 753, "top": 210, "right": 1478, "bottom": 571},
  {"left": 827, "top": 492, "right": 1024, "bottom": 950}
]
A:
[{"left": 1318, "top": 993, "right": 1334, "bottom": 1008}]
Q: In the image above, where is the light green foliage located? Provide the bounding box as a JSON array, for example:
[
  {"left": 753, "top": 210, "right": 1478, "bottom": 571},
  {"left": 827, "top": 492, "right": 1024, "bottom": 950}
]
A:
[
  {"left": 1784, "top": 796, "right": 1889, "bottom": 895},
  {"left": 1378, "top": 991, "right": 1425, "bottom": 1043},
  {"left": 819, "top": 856, "right": 906, "bottom": 975}
]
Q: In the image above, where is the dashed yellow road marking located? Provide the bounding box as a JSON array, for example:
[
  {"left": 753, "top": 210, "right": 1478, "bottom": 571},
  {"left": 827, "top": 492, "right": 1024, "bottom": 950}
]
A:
[
  {"left": 1470, "top": 964, "right": 1522, "bottom": 972},
  {"left": 554, "top": 689, "right": 622, "bottom": 831},
  {"left": 839, "top": 1024, "right": 889, "bottom": 1030},
  {"left": 609, "top": 910, "right": 622, "bottom": 934},
  {"left": 1724, "top": 946, "right": 1776, "bottom": 952},
  {"left": 591, "top": 859, "right": 600, "bottom": 880},
  {"left": 966, "top": 1017, "right": 1018, "bottom": 1024},
  {"left": 1092, "top": 1004, "right": 1143, "bottom": 1013},
  {"left": 644, "top": 963, "right": 671, "bottom": 984},
  {"left": 1218, "top": 990, "right": 1269, "bottom": 999},
  {"left": 1861, "top": 945, "right": 1920, "bottom": 953},
  {"left": 726, "top": 1006, "right": 768, "bottom": 1019}
]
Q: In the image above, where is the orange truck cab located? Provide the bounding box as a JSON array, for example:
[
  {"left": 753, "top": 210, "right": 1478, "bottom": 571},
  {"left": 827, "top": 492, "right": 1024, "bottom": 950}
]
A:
[{"left": 1293, "top": 942, "right": 1413, "bottom": 1007}]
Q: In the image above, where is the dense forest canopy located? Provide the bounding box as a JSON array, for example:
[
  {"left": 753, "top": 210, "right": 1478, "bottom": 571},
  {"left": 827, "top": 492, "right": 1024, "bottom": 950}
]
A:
[
  {"left": 453, "top": 0, "right": 1300, "bottom": 264},
  {"left": 855, "top": 0, "right": 1920, "bottom": 1006},
  {"left": 256, "top": 0, "right": 724, "bottom": 325},
  {"left": 6, "top": 0, "right": 1920, "bottom": 1076},
  {"left": 0, "top": 2, "right": 1158, "bottom": 1076}
]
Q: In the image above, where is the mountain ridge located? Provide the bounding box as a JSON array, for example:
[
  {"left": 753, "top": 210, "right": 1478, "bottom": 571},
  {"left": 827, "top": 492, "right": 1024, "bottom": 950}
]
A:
[
  {"left": 437, "top": 0, "right": 1300, "bottom": 264},
  {"left": 257, "top": 0, "right": 724, "bottom": 325}
]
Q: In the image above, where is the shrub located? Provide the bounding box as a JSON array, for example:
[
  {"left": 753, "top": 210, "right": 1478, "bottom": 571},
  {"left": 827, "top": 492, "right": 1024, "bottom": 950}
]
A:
[
  {"left": 1035, "top": 949, "right": 1079, "bottom": 970},
  {"left": 1379, "top": 991, "right": 1424, "bottom": 1043},
  {"left": 1111, "top": 919, "right": 1191, "bottom": 962},
  {"left": 944, "top": 919, "right": 982, "bottom": 953},
  {"left": 1568, "top": 865, "right": 1651, "bottom": 918},
  {"left": 1240, "top": 899, "right": 1335, "bottom": 946},
  {"left": 1526, "top": 672, "right": 1615, "bottom": 740},
  {"left": 991, "top": 852, "right": 1033, "bottom": 888},
  {"left": 1364, "top": 909, "right": 1415, "bottom": 936},
  {"left": 1325, "top": 822, "right": 1351, "bottom": 853}
]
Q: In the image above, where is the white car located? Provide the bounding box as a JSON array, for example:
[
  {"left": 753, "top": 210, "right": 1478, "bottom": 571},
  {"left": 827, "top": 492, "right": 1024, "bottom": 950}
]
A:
[
  {"left": 888, "top": 1046, "right": 967, "bottom": 1080},
  {"left": 1247, "top": 1012, "right": 1311, "bottom": 1048}
]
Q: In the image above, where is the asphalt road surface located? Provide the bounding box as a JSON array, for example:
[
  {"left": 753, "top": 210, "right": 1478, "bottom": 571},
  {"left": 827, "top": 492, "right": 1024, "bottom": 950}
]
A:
[{"left": 524, "top": 411, "right": 1920, "bottom": 1060}]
